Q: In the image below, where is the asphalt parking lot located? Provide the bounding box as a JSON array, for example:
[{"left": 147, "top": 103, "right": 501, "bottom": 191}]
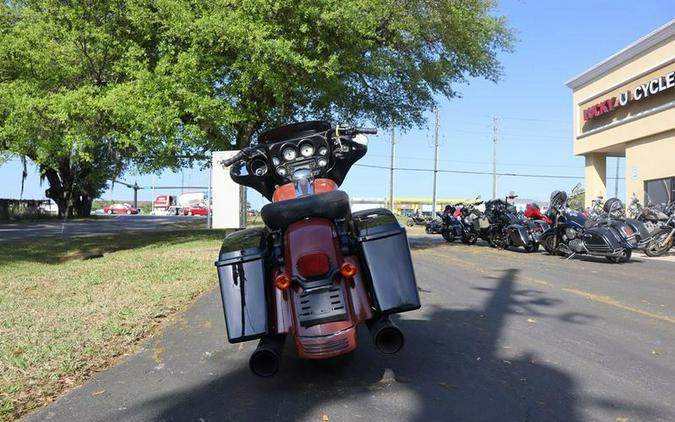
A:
[{"left": 24, "top": 234, "right": 675, "bottom": 422}]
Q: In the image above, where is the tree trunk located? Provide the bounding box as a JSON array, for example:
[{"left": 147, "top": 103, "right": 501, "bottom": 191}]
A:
[
  {"left": 74, "top": 194, "right": 93, "bottom": 217},
  {"left": 43, "top": 168, "right": 68, "bottom": 218},
  {"left": 42, "top": 160, "right": 76, "bottom": 218}
]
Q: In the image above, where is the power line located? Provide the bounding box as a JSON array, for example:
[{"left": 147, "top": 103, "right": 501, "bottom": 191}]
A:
[{"left": 354, "top": 163, "right": 625, "bottom": 180}]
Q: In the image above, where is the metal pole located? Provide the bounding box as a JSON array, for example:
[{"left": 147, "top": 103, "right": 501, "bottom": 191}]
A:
[
  {"left": 389, "top": 127, "right": 396, "bottom": 213},
  {"left": 432, "top": 109, "right": 440, "bottom": 214},
  {"left": 239, "top": 186, "right": 247, "bottom": 228},
  {"left": 492, "top": 116, "right": 498, "bottom": 200},
  {"left": 614, "top": 157, "right": 620, "bottom": 198},
  {"left": 133, "top": 181, "right": 138, "bottom": 209},
  {"left": 207, "top": 152, "right": 213, "bottom": 229}
]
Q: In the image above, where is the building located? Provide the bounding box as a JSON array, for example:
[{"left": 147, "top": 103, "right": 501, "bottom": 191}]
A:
[
  {"left": 565, "top": 19, "right": 675, "bottom": 207},
  {"left": 349, "top": 197, "right": 478, "bottom": 216}
]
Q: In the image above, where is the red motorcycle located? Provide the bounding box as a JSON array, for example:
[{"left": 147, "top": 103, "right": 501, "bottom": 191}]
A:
[{"left": 216, "top": 121, "right": 420, "bottom": 377}]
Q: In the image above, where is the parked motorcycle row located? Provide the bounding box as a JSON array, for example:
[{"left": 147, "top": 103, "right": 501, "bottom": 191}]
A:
[{"left": 426, "top": 190, "right": 675, "bottom": 263}]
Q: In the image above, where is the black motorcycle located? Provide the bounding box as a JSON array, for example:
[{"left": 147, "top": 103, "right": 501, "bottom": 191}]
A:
[
  {"left": 644, "top": 202, "right": 674, "bottom": 257},
  {"left": 541, "top": 191, "right": 634, "bottom": 263},
  {"left": 589, "top": 198, "right": 650, "bottom": 250},
  {"left": 436, "top": 205, "right": 470, "bottom": 243},
  {"left": 407, "top": 214, "right": 431, "bottom": 227},
  {"left": 484, "top": 197, "right": 541, "bottom": 252},
  {"left": 457, "top": 201, "right": 486, "bottom": 244},
  {"left": 425, "top": 217, "right": 444, "bottom": 234}
]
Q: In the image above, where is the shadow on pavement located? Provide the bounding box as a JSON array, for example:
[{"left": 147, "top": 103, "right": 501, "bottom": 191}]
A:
[{"left": 121, "top": 268, "right": 663, "bottom": 422}]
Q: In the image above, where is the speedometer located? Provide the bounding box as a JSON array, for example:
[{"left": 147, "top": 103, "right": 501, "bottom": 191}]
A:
[
  {"left": 299, "top": 143, "right": 315, "bottom": 157},
  {"left": 282, "top": 147, "right": 297, "bottom": 161}
]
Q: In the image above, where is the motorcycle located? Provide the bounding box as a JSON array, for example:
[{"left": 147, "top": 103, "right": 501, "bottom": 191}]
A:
[
  {"left": 458, "top": 201, "right": 487, "bottom": 244},
  {"left": 436, "top": 205, "right": 465, "bottom": 243},
  {"left": 215, "top": 121, "right": 420, "bottom": 376},
  {"left": 540, "top": 191, "right": 634, "bottom": 263},
  {"left": 644, "top": 202, "right": 675, "bottom": 257},
  {"left": 523, "top": 202, "right": 552, "bottom": 245},
  {"left": 425, "top": 217, "right": 444, "bottom": 234},
  {"left": 588, "top": 198, "right": 650, "bottom": 251},
  {"left": 407, "top": 214, "right": 431, "bottom": 227},
  {"left": 484, "top": 196, "right": 541, "bottom": 252},
  {"left": 628, "top": 195, "right": 670, "bottom": 233}
]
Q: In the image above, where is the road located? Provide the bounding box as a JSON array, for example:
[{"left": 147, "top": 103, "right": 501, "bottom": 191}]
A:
[
  {"left": 24, "top": 236, "right": 675, "bottom": 422},
  {"left": 0, "top": 215, "right": 207, "bottom": 241}
]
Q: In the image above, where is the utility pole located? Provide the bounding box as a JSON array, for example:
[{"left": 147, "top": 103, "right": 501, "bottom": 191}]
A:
[
  {"left": 389, "top": 127, "right": 396, "bottom": 212},
  {"left": 492, "top": 115, "right": 498, "bottom": 200},
  {"left": 614, "top": 157, "right": 620, "bottom": 198},
  {"left": 431, "top": 109, "right": 440, "bottom": 214},
  {"left": 133, "top": 181, "right": 139, "bottom": 210},
  {"left": 207, "top": 152, "right": 213, "bottom": 229}
]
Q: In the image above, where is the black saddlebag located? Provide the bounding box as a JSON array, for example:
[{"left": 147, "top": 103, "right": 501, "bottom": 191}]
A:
[
  {"left": 507, "top": 224, "right": 530, "bottom": 246},
  {"left": 585, "top": 226, "right": 625, "bottom": 254},
  {"left": 215, "top": 228, "right": 270, "bottom": 343},
  {"left": 625, "top": 218, "right": 653, "bottom": 247},
  {"left": 352, "top": 208, "right": 420, "bottom": 314}
]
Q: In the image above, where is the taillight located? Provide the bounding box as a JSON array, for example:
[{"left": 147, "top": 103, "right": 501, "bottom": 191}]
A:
[
  {"left": 340, "top": 262, "right": 358, "bottom": 278},
  {"left": 274, "top": 273, "right": 291, "bottom": 290},
  {"left": 622, "top": 226, "right": 634, "bottom": 237},
  {"left": 296, "top": 252, "right": 330, "bottom": 278}
]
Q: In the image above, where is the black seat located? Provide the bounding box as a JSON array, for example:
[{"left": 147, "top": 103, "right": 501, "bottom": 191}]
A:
[{"left": 261, "top": 190, "right": 351, "bottom": 230}]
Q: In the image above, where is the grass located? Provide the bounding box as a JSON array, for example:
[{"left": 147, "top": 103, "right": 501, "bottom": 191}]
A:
[{"left": 0, "top": 230, "right": 227, "bottom": 421}]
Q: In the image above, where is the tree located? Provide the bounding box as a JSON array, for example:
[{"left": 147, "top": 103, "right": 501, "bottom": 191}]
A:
[{"left": 1, "top": 0, "right": 513, "bottom": 216}]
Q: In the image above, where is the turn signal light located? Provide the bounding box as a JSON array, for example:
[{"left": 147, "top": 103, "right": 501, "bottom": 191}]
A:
[
  {"left": 340, "top": 262, "right": 358, "bottom": 278},
  {"left": 274, "top": 273, "right": 291, "bottom": 290}
]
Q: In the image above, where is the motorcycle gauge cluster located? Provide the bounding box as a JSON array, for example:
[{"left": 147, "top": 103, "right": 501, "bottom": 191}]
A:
[
  {"left": 282, "top": 147, "right": 297, "bottom": 161},
  {"left": 299, "top": 142, "right": 315, "bottom": 157},
  {"left": 250, "top": 159, "right": 268, "bottom": 177}
]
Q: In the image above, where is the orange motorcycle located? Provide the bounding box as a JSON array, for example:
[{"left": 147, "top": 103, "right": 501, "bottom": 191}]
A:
[{"left": 215, "top": 121, "right": 420, "bottom": 376}]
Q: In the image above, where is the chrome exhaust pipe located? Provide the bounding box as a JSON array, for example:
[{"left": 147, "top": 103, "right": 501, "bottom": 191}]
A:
[
  {"left": 249, "top": 335, "right": 285, "bottom": 377},
  {"left": 368, "top": 316, "right": 404, "bottom": 354}
]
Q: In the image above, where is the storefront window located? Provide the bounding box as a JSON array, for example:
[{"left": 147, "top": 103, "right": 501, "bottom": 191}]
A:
[{"left": 645, "top": 177, "right": 674, "bottom": 206}]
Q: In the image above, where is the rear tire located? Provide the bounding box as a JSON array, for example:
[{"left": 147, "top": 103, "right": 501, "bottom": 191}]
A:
[
  {"left": 644, "top": 229, "right": 673, "bottom": 257},
  {"left": 462, "top": 233, "right": 478, "bottom": 245},
  {"left": 542, "top": 236, "right": 563, "bottom": 256},
  {"left": 442, "top": 231, "right": 455, "bottom": 243},
  {"left": 524, "top": 243, "right": 539, "bottom": 253},
  {"left": 606, "top": 249, "right": 631, "bottom": 263}
]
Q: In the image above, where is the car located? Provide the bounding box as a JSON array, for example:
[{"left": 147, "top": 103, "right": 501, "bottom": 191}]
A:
[
  {"left": 183, "top": 206, "right": 210, "bottom": 216},
  {"left": 103, "top": 203, "right": 139, "bottom": 215}
]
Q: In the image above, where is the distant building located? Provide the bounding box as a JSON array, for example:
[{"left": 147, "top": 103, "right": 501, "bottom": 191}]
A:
[
  {"left": 566, "top": 19, "right": 675, "bottom": 207},
  {"left": 350, "top": 197, "right": 479, "bottom": 215}
]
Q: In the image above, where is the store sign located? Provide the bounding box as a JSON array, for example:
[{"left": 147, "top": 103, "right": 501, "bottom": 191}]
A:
[{"left": 583, "top": 70, "right": 675, "bottom": 121}]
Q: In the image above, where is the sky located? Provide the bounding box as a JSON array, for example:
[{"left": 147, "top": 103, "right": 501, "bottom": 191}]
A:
[{"left": 1, "top": 0, "right": 673, "bottom": 210}]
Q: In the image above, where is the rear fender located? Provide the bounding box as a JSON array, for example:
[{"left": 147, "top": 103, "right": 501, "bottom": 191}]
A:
[{"left": 276, "top": 217, "right": 372, "bottom": 359}]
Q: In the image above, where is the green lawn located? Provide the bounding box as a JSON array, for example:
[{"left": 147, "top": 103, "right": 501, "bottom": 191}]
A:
[{"left": 0, "top": 230, "right": 227, "bottom": 421}]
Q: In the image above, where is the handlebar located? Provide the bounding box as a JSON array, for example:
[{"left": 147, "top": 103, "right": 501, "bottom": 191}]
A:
[
  {"left": 338, "top": 125, "right": 378, "bottom": 136},
  {"left": 220, "top": 151, "right": 245, "bottom": 167}
]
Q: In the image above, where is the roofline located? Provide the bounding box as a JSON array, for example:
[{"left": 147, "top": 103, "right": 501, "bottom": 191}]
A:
[{"left": 565, "top": 19, "right": 675, "bottom": 90}]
